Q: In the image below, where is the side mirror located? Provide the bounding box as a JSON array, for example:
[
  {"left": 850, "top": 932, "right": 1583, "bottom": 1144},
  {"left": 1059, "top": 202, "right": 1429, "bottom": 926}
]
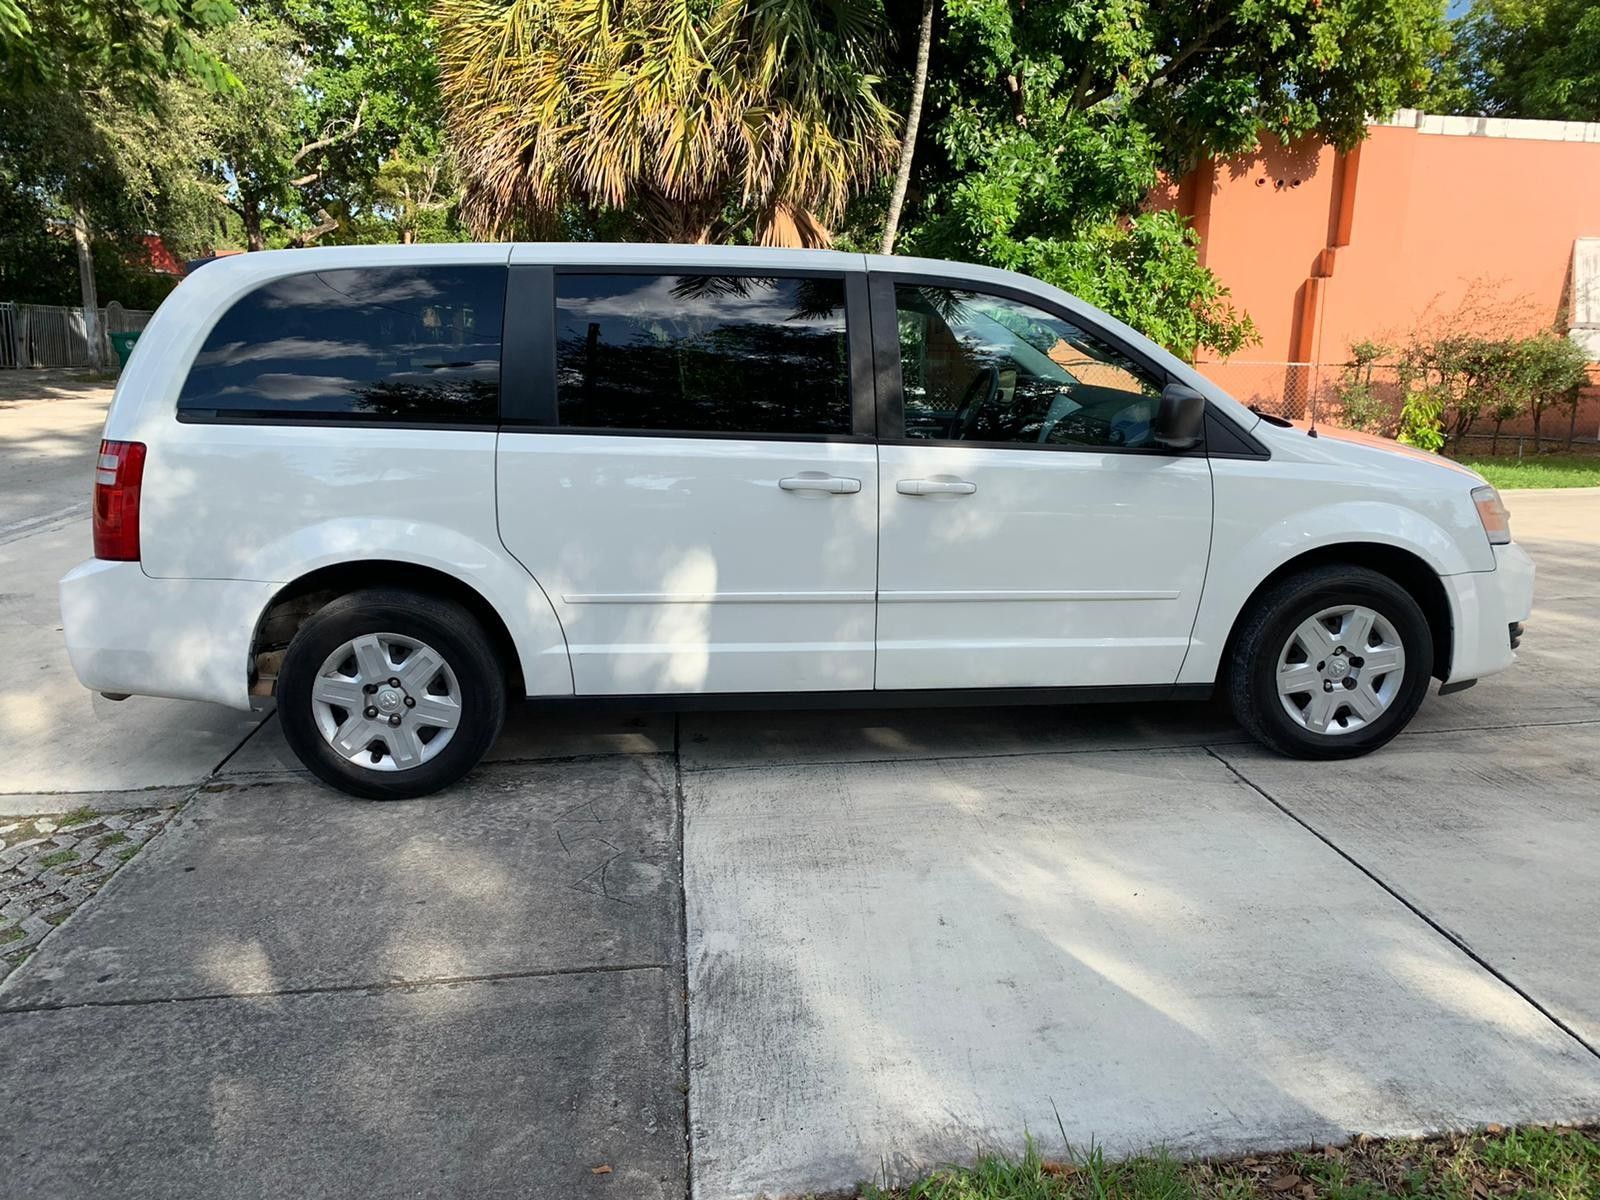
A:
[{"left": 1153, "top": 383, "right": 1206, "bottom": 450}]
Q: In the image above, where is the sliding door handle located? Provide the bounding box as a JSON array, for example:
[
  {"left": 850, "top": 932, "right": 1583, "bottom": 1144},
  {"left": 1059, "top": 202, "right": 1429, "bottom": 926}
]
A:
[
  {"left": 896, "top": 478, "right": 977, "bottom": 496},
  {"left": 779, "top": 475, "right": 862, "bottom": 495}
]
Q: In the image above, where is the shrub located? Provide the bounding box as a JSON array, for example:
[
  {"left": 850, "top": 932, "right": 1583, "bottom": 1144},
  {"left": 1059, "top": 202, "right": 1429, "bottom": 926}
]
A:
[
  {"left": 1398, "top": 386, "right": 1448, "bottom": 453},
  {"left": 1337, "top": 323, "right": 1591, "bottom": 452},
  {"left": 1333, "top": 340, "right": 1395, "bottom": 434},
  {"left": 1517, "top": 333, "right": 1590, "bottom": 447}
]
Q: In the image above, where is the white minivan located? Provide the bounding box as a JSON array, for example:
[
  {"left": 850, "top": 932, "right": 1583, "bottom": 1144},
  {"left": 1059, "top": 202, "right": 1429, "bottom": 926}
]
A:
[{"left": 61, "top": 244, "right": 1533, "bottom": 798}]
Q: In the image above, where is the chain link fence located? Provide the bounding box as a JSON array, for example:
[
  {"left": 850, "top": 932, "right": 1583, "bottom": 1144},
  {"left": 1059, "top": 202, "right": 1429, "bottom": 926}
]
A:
[
  {"left": 0, "top": 302, "right": 153, "bottom": 369},
  {"left": 1192, "top": 360, "right": 1348, "bottom": 423},
  {"left": 1195, "top": 358, "right": 1600, "bottom": 450}
]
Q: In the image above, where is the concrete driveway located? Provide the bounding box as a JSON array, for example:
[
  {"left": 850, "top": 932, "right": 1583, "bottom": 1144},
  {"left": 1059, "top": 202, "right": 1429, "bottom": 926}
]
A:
[
  {"left": 1, "top": 374, "right": 1597, "bottom": 1199},
  {"left": 0, "top": 371, "right": 263, "bottom": 809}
]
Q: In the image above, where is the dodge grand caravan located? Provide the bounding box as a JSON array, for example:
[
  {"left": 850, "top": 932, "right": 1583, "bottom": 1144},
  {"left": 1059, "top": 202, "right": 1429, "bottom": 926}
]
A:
[{"left": 61, "top": 244, "right": 1534, "bottom": 799}]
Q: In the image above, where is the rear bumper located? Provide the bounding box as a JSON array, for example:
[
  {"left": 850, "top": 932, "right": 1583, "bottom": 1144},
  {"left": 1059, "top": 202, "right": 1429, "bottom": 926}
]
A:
[
  {"left": 1442, "top": 542, "right": 1535, "bottom": 683},
  {"left": 58, "top": 560, "right": 276, "bottom": 710}
]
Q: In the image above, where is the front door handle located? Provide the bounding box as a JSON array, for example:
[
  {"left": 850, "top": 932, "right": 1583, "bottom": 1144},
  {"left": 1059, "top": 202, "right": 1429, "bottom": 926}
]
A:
[
  {"left": 896, "top": 478, "right": 977, "bottom": 496},
  {"left": 779, "top": 475, "right": 862, "bottom": 495}
]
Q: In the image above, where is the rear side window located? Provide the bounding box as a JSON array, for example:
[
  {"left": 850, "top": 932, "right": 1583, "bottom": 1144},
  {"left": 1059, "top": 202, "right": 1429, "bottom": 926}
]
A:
[
  {"left": 554, "top": 273, "right": 851, "bottom": 436},
  {"left": 177, "top": 266, "right": 505, "bottom": 424}
]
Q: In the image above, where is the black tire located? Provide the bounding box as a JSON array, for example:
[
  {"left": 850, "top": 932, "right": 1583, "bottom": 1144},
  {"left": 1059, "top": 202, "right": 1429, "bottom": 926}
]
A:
[
  {"left": 277, "top": 588, "right": 507, "bottom": 799},
  {"left": 1225, "top": 564, "right": 1433, "bottom": 760}
]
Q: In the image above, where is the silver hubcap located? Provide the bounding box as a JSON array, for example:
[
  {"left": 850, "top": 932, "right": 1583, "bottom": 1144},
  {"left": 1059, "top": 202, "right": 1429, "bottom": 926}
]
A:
[
  {"left": 310, "top": 633, "right": 462, "bottom": 772},
  {"left": 1276, "top": 604, "right": 1406, "bottom": 736}
]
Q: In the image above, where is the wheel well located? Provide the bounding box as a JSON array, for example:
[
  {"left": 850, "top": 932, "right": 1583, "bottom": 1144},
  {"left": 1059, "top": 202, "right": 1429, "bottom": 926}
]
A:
[
  {"left": 1219, "top": 543, "right": 1454, "bottom": 683},
  {"left": 249, "top": 561, "right": 525, "bottom": 698}
]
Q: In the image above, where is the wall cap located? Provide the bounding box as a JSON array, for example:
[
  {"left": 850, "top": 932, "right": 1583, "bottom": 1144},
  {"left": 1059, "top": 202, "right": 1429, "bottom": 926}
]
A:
[{"left": 1383, "top": 108, "right": 1600, "bottom": 143}]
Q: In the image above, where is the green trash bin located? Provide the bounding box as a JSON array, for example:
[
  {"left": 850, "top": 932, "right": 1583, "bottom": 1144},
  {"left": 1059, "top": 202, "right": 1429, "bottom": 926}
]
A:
[{"left": 109, "top": 331, "right": 140, "bottom": 370}]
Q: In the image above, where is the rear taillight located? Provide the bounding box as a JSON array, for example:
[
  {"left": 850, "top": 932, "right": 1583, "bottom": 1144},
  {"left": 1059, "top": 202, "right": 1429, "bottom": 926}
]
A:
[{"left": 93, "top": 439, "right": 146, "bottom": 561}]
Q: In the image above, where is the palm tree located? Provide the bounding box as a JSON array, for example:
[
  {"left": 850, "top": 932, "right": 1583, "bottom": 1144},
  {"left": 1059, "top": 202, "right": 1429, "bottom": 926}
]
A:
[{"left": 436, "top": 0, "right": 899, "bottom": 247}]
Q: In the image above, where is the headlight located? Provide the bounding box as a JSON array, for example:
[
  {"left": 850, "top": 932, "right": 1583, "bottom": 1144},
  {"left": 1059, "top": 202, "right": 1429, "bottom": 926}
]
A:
[{"left": 1472, "top": 485, "right": 1511, "bottom": 545}]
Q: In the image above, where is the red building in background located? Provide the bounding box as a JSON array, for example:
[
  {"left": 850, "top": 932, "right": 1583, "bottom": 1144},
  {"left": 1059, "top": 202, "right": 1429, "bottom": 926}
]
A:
[{"left": 1159, "top": 110, "right": 1600, "bottom": 436}]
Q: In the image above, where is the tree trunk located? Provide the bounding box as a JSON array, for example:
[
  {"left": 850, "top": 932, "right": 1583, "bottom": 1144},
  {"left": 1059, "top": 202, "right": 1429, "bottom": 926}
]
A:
[
  {"left": 71, "top": 205, "right": 103, "bottom": 369},
  {"left": 1567, "top": 398, "right": 1578, "bottom": 449},
  {"left": 243, "top": 203, "right": 266, "bottom": 252},
  {"left": 880, "top": 0, "right": 936, "bottom": 256}
]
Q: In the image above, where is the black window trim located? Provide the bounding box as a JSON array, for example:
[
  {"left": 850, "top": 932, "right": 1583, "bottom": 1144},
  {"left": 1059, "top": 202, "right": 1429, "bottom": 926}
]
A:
[
  {"left": 174, "top": 263, "right": 510, "bottom": 430},
  {"left": 869, "top": 270, "right": 1215, "bottom": 459},
  {"left": 500, "top": 263, "right": 875, "bottom": 443}
]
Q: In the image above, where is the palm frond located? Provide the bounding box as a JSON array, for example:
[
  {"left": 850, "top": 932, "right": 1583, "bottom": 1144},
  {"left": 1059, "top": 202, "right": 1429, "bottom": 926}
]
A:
[{"left": 435, "top": 0, "right": 898, "bottom": 243}]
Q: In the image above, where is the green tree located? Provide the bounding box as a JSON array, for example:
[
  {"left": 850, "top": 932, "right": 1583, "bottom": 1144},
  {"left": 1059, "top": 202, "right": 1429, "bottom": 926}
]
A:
[
  {"left": 275, "top": 0, "right": 452, "bottom": 239},
  {"left": 895, "top": 0, "right": 1445, "bottom": 358},
  {"left": 165, "top": 0, "right": 452, "bottom": 250},
  {"left": 183, "top": 17, "right": 335, "bottom": 251},
  {"left": 1, "top": 0, "right": 234, "bottom": 96},
  {"left": 1426, "top": 0, "right": 1600, "bottom": 119},
  {"left": 436, "top": 0, "right": 900, "bottom": 245},
  {"left": 0, "top": 0, "right": 235, "bottom": 348},
  {"left": 363, "top": 140, "right": 466, "bottom": 244}
]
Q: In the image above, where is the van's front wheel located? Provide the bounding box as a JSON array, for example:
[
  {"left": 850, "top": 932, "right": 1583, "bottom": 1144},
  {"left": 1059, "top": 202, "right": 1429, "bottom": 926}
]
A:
[
  {"left": 1227, "top": 565, "right": 1433, "bottom": 759},
  {"left": 277, "top": 588, "right": 507, "bottom": 799}
]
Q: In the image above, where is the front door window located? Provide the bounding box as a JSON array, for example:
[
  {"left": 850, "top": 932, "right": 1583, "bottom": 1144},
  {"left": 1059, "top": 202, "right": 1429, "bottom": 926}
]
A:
[{"left": 895, "top": 285, "right": 1163, "bottom": 450}]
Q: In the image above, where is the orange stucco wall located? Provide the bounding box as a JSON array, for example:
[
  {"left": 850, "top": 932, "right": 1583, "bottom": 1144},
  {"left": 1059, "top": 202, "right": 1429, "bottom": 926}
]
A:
[{"left": 1173, "top": 117, "right": 1600, "bottom": 364}]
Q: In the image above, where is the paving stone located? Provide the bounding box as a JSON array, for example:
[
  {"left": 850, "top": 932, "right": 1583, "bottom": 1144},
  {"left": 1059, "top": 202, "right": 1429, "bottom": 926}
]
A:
[{"left": 0, "top": 806, "right": 177, "bottom": 985}]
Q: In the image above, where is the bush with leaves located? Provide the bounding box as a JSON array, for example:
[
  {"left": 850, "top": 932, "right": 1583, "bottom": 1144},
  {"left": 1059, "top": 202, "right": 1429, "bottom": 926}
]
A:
[
  {"left": 1339, "top": 322, "right": 1592, "bottom": 454},
  {"left": 1518, "top": 333, "right": 1591, "bottom": 446},
  {"left": 1397, "top": 385, "right": 1449, "bottom": 453},
  {"left": 1333, "top": 340, "right": 1396, "bottom": 434}
]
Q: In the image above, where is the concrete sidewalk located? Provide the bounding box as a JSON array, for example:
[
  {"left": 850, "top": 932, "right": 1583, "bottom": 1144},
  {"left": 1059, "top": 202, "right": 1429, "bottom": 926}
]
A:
[
  {"left": 1, "top": 758, "right": 687, "bottom": 1199},
  {"left": 684, "top": 741, "right": 1600, "bottom": 1196}
]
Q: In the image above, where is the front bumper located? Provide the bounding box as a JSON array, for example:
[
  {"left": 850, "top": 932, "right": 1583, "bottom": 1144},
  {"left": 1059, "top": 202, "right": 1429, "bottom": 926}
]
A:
[
  {"left": 59, "top": 560, "right": 277, "bottom": 710},
  {"left": 1441, "top": 542, "right": 1535, "bottom": 683}
]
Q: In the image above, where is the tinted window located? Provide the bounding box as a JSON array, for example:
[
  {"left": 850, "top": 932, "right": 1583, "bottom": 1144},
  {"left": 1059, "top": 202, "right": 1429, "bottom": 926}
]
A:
[
  {"left": 896, "top": 285, "right": 1163, "bottom": 449},
  {"left": 178, "top": 266, "right": 504, "bottom": 423},
  {"left": 555, "top": 273, "right": 851, "bottom": 435}
]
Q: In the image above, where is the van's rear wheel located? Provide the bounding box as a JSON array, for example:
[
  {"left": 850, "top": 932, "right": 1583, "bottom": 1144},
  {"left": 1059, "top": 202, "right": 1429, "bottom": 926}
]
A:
[
  {"left": 1227, "top": 565, "right": 1433, "bottom": 759},
  {"left": 277, "top": 588, "right": 506, "bottom": 799}
]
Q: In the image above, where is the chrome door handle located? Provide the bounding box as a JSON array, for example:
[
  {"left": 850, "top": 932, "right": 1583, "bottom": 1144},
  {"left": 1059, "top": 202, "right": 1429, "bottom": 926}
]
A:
[
  {"left": 779, "top": 475, "right": 862, "bottom": 494},
  {"left": 896, "top": 478, "right": 977, "bottom": 496}
]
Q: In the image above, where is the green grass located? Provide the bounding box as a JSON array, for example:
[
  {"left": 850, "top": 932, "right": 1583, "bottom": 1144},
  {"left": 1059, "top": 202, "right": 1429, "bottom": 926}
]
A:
[
  {"left": 35, "top": 848, "right": 76, "bottom": 869},
  {"left": 95, "top": 831, "right": 129, "bottom": 848},
  {"left": 850, "top": 1127, "right": 1600, "bottom": 1200},
  {"left": 1455, "top": 454, "right": 1600, "bottom": 490},
  {"left": 0, "top": 924, "right": 22, "bottom": 946},
  {"left": 55, "top": 805, "right": 101, "bottom": 828}
]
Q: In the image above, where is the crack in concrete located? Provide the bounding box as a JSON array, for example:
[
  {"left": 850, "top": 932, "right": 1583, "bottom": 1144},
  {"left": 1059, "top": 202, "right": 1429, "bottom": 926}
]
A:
[{"left": 672, "top": 713, "right": 694, "bottom": 1200}]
